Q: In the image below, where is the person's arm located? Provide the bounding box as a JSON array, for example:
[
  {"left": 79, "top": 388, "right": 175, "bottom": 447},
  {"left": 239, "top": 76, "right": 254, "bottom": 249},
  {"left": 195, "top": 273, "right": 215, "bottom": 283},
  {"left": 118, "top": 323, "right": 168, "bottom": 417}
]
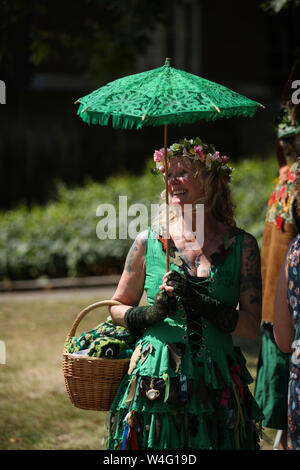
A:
[
  {"left": 233, "top": 232, "right": 262, "bottom": 339},
  {"left": 109, "top": 230, "right": 148, "bottom": 327},
  {"left": 275, "top": 137, "right": 287, "bottom": 170},
  {"left": 273, "top": 249, "right": 295, "bottom": 353},
  {"left": 109, "top": 230, "right": 177, "bottom": 334}
]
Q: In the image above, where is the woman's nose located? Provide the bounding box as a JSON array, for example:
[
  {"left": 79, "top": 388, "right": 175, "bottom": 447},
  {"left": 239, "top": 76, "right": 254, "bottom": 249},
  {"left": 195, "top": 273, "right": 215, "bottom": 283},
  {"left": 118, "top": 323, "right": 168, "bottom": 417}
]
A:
[{"left": 169, "top": 174, "right": 180, "bottom": 182}]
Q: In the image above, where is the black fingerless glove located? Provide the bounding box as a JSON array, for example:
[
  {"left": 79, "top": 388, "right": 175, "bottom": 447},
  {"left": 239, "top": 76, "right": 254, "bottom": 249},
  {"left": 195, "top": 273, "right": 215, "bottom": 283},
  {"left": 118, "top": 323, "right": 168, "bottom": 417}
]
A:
[
  {"left": 124, "top": 290, "right": 177, "bottom": 335},
  {"left": 165, "top": 271, "right": 238, "bottom": 333}
]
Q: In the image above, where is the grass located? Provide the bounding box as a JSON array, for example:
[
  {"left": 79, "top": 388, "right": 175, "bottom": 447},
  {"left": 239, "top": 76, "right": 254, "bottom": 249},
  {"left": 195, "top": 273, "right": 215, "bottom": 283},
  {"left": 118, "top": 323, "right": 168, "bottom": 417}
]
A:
[
  {"left": 0, "top": 290, "right": 276, "bottom": 450},
  {"left": 0, "top": 292, "right": 110, "bottom": 450}
]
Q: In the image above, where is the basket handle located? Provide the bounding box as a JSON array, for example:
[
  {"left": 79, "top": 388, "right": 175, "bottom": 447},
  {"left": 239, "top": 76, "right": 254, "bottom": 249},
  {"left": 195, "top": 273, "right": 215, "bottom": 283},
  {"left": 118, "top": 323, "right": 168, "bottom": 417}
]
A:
[{"left": 67, "top": 299, "right": 122, "bottom": 340}]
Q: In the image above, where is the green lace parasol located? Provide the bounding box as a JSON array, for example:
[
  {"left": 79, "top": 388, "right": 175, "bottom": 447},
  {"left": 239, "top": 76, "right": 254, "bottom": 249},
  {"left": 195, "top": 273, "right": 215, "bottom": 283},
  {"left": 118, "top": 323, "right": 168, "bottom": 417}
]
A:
[
  {"left": 75, "top": 58, "right": 264, "bottom": 271},
  {"left": 76, "top": 58, "right": 264, "bottom": 129}
]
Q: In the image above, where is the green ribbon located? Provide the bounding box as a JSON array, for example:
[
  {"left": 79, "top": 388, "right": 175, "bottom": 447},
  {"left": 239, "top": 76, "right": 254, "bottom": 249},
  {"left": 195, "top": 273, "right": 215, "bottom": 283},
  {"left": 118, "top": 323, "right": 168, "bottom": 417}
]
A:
[{"left": 162, "top": 373, "right": 170, "bottom": 403}]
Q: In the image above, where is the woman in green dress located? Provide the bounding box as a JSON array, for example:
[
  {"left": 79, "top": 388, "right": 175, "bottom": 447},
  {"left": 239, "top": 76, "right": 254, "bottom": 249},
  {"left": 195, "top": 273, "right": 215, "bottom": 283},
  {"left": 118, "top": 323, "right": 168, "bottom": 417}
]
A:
[{"left": 107, "top": 137, "right": 263, "bottom": 450}]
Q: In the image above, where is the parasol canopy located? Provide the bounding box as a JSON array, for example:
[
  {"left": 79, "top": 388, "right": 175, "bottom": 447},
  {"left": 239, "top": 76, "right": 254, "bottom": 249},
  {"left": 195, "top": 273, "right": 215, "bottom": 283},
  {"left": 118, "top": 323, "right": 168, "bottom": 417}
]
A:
[
  {"left": 75, "top": 58, "right": 264, "bottom": 271},
  {"left": 76, "top": 58, "right": 264, "bottom": 130}
]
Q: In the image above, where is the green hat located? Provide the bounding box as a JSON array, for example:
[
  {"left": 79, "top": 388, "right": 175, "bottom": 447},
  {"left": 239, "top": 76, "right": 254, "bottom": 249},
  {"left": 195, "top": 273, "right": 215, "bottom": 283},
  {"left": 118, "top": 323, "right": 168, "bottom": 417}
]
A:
[
  {"left": 276, "top": 100, "right": 300, "bottom": 139},
  {"left": 275, "top": 59, "right": 300, "bottom": 139}
]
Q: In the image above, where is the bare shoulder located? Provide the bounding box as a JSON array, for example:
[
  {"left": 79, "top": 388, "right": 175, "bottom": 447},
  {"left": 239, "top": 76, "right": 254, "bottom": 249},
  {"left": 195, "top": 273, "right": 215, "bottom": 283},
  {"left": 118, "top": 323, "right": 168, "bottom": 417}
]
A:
[
  {"left": 137, "top": 229, "right": 149, "bottom": 246},
  {"left": 124, "top": 229, "right": 149, "bottom": 274},
  {"left": 112, "top": 230, "right": 149, "bottom": 306}
]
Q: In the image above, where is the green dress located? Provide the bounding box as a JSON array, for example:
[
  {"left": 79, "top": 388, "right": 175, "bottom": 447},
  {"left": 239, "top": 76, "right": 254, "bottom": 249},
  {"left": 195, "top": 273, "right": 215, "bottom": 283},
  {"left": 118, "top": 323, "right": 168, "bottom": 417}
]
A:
[
  {"left": 106, "top": 227, "right": 263, "bottom": 450},
  {"left": 254, "top": 162, "right": 297, "bottom": 430}
]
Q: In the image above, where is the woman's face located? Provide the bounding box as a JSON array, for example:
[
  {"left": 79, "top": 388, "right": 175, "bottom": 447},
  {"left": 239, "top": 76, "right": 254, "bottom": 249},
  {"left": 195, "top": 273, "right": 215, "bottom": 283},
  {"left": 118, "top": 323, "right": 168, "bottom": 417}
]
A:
[{"left": 167, "top": 157, "right": 202, "bottom": 207}]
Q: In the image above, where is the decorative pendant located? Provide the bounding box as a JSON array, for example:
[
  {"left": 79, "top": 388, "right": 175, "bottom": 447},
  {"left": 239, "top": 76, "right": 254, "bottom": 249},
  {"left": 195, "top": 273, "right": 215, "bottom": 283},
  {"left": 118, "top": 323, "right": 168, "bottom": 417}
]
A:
[{"left": 146, "top": 379, "right": 160, "bottom": 401}]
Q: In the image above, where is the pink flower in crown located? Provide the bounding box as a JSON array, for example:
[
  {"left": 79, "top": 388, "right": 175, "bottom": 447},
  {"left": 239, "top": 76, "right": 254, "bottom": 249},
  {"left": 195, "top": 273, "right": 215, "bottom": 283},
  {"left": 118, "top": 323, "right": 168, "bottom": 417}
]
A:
[
  {"left": 222, "top": 156, "right": 230, "bottom": 164},
  {"left": 153, "top": 148, "right": 173, "bottom": 171},
  {"left": 213, "top": 151, "right": 222, "bottom": 163},
  {"left": 194, "top": 145, "right": 204, "bottom": 160},
  {"left": 153, "top": 148, "right": 165, "bottom": 162}
]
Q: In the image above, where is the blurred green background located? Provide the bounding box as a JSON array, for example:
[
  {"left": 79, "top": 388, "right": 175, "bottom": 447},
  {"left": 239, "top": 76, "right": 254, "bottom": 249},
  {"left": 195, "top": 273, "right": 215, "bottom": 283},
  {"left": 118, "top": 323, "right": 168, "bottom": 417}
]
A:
[
  {"left": 1, "top": 0, "right": 299, "bottom": 284},
  {"left": 0, "top": 156, "right": 278, "bottom": 282}
]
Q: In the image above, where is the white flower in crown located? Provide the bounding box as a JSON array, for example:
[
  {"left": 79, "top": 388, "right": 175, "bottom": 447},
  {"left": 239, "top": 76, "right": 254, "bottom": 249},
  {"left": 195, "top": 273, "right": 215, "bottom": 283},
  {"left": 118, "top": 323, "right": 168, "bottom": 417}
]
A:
[
  {"left": 205, "top": 153, "right": 214, "bottom": 169},
  {"left": 156, "top": 161, "right": 165, "bottom": 172}
]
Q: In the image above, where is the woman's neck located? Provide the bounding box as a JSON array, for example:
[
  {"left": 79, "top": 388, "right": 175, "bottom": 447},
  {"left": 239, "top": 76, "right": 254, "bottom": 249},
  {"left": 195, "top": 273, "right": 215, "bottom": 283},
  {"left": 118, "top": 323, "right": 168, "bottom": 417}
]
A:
[{"left": 169, "top": 209, "right": 224, "bottom": 251}]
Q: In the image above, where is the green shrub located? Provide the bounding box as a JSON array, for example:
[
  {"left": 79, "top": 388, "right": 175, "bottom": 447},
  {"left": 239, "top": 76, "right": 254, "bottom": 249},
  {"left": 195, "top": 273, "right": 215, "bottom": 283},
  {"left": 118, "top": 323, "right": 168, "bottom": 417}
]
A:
[
  {"left": 0, "top": 161, "right": 163, "bottom": 280},
  {"left": 231, "top": 156, "right": 278, "bottom": 247},
  {"left": 0, "top": 156, "right": 278, "bottom": 280}
]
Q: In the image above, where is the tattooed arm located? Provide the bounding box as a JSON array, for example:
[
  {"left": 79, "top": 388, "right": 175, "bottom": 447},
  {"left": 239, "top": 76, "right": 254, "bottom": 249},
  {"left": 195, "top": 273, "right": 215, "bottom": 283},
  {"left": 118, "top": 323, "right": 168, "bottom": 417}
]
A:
[
  {"left": 109, "top": 230, "right": 148, "bottom": 327},
  {"left": 233, "top": 232, "right": 262, "bottom": 339},
  {"left": 273, "top": 247, "right": 294, "bottom": 353}
]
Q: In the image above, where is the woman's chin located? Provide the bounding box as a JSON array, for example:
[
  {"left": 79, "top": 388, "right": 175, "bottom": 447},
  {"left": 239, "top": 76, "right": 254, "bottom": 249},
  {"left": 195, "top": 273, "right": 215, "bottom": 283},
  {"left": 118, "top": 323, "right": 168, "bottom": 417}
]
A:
[
  {"left": 172, "top": 194, "right": 197, "bottom": 207},
  {"left": 171, "top": 197, "right": 185, "bottom": 207}
]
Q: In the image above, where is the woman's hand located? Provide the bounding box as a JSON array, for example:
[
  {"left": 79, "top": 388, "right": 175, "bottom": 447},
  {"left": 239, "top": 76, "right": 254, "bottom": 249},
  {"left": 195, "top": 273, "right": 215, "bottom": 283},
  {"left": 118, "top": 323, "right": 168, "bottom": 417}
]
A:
[
  {"left": 160, "top": 270, "right": 238, "bottom": 333},
  {"left": 159, "top": 270, "right": 187, "bottom": 297},
  {"left": 124, "top": 289, "right": 178, "bottom": 334}
]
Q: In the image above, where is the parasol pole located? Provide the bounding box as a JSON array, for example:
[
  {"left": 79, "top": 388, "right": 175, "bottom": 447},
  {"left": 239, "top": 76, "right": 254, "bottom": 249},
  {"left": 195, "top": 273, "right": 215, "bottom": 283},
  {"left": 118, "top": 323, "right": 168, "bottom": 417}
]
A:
[
  {"left": 163, "top": 57, "right": 172, "bottom": 273},
  {"left": 163, "top": 123, "right": 170, "bottom": 272}
]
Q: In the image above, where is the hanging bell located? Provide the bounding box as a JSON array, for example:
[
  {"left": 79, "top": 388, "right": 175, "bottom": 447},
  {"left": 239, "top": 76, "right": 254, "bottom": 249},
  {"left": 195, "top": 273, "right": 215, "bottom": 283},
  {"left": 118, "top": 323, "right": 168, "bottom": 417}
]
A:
[{"left": 146, "top": 379, "right": 160, "bottom": 401}]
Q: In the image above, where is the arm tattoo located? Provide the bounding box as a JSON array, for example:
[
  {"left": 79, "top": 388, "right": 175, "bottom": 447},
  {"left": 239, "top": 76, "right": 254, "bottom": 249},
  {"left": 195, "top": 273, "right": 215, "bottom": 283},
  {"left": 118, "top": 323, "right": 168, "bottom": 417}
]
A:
[
  {"left": 240, "top": 234, "right": 262, "bottom": 305},
  {"left": 124, "top": 238, "right": 139, "bottom": 273},
  {"left": 124, "top": 231, "right": 148, "bottom": 273}
]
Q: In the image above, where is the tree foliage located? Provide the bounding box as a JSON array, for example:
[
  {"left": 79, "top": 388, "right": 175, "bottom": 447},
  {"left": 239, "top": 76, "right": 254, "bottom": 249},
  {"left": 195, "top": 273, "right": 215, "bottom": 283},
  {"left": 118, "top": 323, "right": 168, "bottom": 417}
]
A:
[
  {"left": 0, "top": 0, "right": 183, "bottom": 83},
  {"left": 260, "top": 0, "right": 300, "bottom": 13}
]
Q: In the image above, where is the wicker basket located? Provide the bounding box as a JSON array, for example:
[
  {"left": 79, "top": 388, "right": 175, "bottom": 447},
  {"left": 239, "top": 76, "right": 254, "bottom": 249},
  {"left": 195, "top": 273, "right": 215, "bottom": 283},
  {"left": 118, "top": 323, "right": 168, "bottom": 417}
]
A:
[{"left": 62, "top": 300, "right": 130, "bottom": 411}]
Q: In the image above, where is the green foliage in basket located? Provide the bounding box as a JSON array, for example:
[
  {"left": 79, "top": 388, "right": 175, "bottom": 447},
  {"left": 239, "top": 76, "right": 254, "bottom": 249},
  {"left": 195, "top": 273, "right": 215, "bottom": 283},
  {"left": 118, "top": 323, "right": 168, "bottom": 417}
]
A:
[
  {"left": 0, "top": 156, "right": 278, "bottom": 281},
  {"left": 87, "top": 336, "right": 132, "bottom": 359},
  {"left": 65, "top": 319, "right": 135, "bottom": 359}
]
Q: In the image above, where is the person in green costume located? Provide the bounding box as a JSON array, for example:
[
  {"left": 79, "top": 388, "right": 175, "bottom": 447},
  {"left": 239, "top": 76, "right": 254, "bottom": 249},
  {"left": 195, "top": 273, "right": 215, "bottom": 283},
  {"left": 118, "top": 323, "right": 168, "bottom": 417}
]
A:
[
  {"left": 254, "top": 59, "right": 300, "bottom": 450},
  {"left": 107, "top": 137, "right": 263, "bottom": 450}
]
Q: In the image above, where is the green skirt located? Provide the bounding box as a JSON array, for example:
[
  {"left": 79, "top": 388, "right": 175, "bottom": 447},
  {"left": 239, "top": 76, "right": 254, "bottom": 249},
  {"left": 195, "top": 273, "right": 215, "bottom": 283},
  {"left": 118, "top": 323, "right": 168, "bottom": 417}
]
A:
[
  {"left": 254, "top": 323, "right": 291, "bottom": 430},
  {"left": 106, "top": 314, "right": 263, "bottom": 450}
]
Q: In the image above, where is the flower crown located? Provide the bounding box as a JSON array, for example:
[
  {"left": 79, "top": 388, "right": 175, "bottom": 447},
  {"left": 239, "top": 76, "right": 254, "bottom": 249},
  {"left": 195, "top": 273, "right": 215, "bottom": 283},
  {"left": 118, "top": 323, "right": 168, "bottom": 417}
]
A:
[{"left": 153, "top": 137, "right": 233, "bottom": 179}]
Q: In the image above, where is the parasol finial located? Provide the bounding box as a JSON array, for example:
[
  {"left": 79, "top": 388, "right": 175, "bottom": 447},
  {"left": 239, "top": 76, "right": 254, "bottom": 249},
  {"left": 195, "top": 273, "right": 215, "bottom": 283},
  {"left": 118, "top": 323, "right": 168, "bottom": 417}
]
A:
[{"left": 164, "top": 57, "right": 171, "bottom": 66}]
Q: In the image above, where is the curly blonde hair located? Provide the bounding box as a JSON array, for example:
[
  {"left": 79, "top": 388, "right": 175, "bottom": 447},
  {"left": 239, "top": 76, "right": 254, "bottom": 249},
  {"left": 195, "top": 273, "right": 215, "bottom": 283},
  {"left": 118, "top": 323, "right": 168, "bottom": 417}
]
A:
[
  {"left": 192, "top": 161, "right": 236, "bottom": 227},
  {"left": 157, "top": 156, "right": 236, "bottom": 228}
]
